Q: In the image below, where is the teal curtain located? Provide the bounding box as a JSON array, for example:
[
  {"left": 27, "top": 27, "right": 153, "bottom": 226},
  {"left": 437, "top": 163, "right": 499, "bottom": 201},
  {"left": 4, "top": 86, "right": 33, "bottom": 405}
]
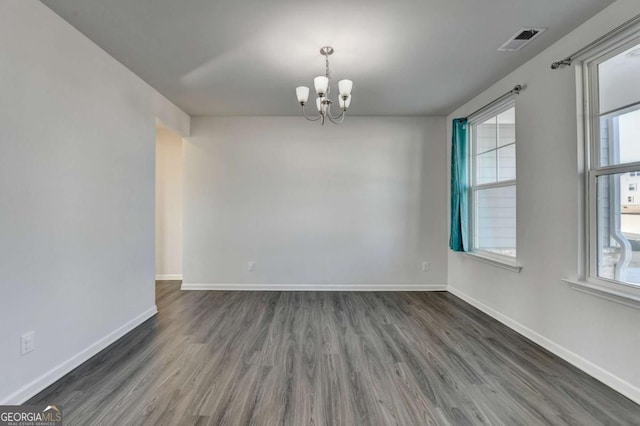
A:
[{"left": 449, "top": 118, "right": 468, "bottom": 252}]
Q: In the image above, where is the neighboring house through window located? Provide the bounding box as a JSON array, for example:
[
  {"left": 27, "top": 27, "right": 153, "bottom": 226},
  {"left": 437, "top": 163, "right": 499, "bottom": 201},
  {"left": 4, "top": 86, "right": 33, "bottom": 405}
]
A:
[{"left": 469, "top": 102, "right": 517, "bottom": 259}]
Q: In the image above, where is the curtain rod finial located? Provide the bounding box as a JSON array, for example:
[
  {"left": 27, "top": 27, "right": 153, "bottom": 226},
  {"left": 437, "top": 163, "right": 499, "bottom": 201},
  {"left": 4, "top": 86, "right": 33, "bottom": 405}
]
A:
[{"left": 551, "top": 59, "right": 572, "bottom": 70}]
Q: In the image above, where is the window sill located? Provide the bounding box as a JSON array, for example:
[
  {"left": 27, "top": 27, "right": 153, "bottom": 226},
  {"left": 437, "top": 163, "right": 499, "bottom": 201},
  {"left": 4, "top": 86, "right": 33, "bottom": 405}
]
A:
[
  {"left": 460, "top": 251, "right": 522, "bottom": 273},
  {"left": 562, "top": 278, "right": 640, "bottom": 310}
]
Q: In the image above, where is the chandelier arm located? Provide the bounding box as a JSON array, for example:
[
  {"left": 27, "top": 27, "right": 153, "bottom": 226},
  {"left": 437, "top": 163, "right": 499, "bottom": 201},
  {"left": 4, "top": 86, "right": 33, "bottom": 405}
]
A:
[
  {"left": 327, "top": 110, "right": 345, "bottom": 124},
  {"left": 327, "top": 102, "right": 344, "bottom": 120},
  {"left": 301, "top": 105, "right": 321, "bottom": 121}
]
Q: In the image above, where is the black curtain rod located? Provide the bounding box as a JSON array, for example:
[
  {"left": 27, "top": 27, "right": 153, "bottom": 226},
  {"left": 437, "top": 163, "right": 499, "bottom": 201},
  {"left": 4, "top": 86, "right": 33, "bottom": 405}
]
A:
[
  {"left": 551, "top": 13, "right": 640, "bottom": 70},
  {"left": 466, "top": 85, "right": 523, "bottom": 119}
]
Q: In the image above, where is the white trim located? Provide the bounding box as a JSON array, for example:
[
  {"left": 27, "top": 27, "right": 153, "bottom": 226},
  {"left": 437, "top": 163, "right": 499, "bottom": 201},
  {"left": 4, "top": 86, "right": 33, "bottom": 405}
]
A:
[
  {"left": 448, "top": 286, "right": 640, "bottom": 405},
  {"left": 473, "top": 179, "right": 517, "bottom": 191},
  {"left": 181, "top": 283, "right": 447, "bottom": 291},
  {"left": 468, "top": 96, "right": 517, "bottom": 124},
  {"left": 155, "top": 274, "right": 182, "bottom": 281},
  {"left": 0, "top": 306, "right": 158, "bottom": 405},
  {"left": 563, "top": 278, "right": 640, "bottom": 310},
  {"left": 461, "top": 251, "right": 523, "bottom": 273}
]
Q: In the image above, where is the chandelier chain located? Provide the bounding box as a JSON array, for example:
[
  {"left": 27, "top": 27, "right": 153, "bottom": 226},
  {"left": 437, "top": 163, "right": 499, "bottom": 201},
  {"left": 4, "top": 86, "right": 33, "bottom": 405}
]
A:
[{"left": 325, "top": 54, "right": 331, "bottom": 79}]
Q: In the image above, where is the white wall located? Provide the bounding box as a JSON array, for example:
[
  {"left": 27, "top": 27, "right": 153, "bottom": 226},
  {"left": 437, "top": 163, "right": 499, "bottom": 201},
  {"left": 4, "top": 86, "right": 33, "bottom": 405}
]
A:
[
  {"left": 447, "top": 0, "right": 640, "bottom": 403},
  {"left": 155, "top": 125, "right": 183, "bottom": 279},
  {"left": 183, "top": 117, "right": 447, "bottom": 289},
  {"left": 0, "top": 0, "right": 189, "bottom": 403}
]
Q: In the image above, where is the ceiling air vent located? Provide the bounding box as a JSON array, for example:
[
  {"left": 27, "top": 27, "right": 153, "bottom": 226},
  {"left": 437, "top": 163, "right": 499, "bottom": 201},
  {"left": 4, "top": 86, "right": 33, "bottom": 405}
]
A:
[{"left": 498, "top": 28, "right": 546, "bottom": 51}]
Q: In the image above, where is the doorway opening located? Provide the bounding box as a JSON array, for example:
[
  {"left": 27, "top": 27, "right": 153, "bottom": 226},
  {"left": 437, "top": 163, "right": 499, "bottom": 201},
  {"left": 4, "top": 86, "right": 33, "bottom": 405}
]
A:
[{"left": 155, "top": 121, "right": 183, "bottom": 283}]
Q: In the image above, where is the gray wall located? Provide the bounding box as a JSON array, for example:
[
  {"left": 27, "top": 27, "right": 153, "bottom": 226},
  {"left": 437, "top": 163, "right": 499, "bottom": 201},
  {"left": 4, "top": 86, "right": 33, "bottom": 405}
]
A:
[
  {"left": 0, "top": 1, "right": 189, "bottom": 403},
  {"left": 184, "top": 117, "right": 447, "bottom": 288},
  {"left": 447, "top": 0, "right": 640, "bottom": 403}
]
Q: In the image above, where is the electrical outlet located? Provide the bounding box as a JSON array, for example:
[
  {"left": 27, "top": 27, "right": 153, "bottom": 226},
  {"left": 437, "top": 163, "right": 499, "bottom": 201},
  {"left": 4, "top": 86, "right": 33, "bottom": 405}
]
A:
[
  {"left": 248, "top": 261, "right": 256, "bottom": 272},
  {"left": 21, "top": 331, "right": 35, "bottom": 355},
  {"left": 422, "top": 261, "right": 430, "bottom": 272}
]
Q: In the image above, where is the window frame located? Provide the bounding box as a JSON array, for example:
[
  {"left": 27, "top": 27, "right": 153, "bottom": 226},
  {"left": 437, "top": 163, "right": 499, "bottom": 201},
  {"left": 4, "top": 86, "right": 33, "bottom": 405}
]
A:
[
  {"left": 583, "top": 33, "right": 640, "bottom": 295},
  {"left": 468, "top": 99, "right": 518, "bottom": 263}
]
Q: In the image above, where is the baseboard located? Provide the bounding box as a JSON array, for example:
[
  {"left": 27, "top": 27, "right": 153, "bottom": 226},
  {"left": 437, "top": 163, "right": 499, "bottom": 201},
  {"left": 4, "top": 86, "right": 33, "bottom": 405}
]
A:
[
  {"left": 447, "top": 286, "right": 640, "bottom": 405},
  {"left": 155, "top": 274, "right": 182, "bottom": 281},
  {"left": 0, "top": 305, "right": 158, "bottom": 405},
  {"left": 181, "top": 283, "right": 447, "bottom": 291}
]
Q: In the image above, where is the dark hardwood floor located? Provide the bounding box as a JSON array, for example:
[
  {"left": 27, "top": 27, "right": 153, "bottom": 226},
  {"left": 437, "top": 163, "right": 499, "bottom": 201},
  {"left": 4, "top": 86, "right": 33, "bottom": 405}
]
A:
[{"left": 29, "top": 281, "right": 639, "bottom": 425}]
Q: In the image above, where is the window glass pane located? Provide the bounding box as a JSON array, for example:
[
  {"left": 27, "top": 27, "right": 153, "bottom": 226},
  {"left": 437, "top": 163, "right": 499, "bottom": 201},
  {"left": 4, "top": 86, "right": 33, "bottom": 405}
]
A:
[
  {"left": 497, "top": 144, "right": 516, "bottom": 181},
  {"left": 476, "top": 150, "right": 496, "bottom": 184},
  {"left": 618, "top": 108, "right": 640, "bottom": 164},
  {"left": 497, "top": 107, "right": 515, "bottom": 147},
  {"left": 599, "top": 108, "right": 640, "bottom": 167},
  {"left": 474, "top": 106, "right": 516, "bottom": 183},
  {"left": 596, "top": 172, "right": 640, "bottom": 285},
  {"left": 597, "top": 39, "right": 640, "bottom": 167},
  {"left": 598, "top": 42, "right": 640, "bottom": 115},
  {"left": 476, "top": 116, "right": 497, "bottom": 153},
  {"left": 474, "top": 185, "right": 516, "bottom": 257}
]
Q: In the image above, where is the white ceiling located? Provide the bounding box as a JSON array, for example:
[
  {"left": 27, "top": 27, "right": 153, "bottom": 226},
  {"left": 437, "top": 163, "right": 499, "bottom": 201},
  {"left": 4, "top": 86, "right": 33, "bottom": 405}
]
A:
[{"left": 41, "top": 0, "right": 614, "bottom": 116}]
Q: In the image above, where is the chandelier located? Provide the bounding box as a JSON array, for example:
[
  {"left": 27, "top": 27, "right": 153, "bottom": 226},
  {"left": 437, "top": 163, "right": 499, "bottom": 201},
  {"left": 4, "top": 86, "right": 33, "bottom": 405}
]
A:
[{"left": 295, "top": 46, "right": 353, "bottom": 125}]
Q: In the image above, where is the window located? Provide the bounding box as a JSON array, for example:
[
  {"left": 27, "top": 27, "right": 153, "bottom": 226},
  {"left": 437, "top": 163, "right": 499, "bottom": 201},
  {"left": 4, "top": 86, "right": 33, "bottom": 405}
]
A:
[
  {"left": 469, "top": 103, "right": 516, "bottom": 259},
  {"left": 585, "top": 36, "right": 640, "bottom": 287}
]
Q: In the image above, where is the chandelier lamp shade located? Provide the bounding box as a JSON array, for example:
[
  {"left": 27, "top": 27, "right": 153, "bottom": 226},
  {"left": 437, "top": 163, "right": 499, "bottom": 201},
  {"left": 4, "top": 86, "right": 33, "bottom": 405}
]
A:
[{"left": 295, "top": 46, "right": 353, "bottom": 125}]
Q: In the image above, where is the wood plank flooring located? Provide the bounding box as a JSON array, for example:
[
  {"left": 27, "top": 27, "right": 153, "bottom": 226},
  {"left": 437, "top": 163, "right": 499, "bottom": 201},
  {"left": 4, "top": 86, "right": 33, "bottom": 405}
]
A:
[{"left": 29, "top": 281, "right": 640, "bottom": 425}]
